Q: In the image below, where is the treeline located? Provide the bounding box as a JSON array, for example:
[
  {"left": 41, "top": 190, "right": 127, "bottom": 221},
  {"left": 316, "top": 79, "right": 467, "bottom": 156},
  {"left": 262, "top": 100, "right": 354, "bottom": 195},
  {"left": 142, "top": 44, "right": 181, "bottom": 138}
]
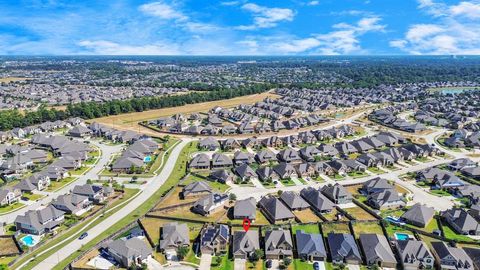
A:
[{"left": 0, "top": 83, "right": 274, "bottom": 131}]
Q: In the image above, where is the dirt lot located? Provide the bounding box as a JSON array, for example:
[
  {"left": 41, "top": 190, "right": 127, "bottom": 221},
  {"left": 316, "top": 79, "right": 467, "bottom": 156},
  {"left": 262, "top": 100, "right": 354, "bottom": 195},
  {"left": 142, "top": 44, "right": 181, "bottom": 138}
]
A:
[
  {"left": 294, "top": 208, "right": 321, "bottom": 223},
  {"left": 0, "top": 236, "right": 21, "bottom": 256},
  {"left": 92, "top": 91, "right": 279, "bottom": 133}
]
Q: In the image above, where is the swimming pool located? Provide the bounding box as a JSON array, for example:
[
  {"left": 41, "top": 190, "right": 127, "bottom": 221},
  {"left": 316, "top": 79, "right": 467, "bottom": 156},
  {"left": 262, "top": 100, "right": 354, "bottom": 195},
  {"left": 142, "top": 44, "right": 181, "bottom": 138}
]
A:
[
  {"left": 21, "top": 235, "right": 37, "bottom": 247},
  {"left": 394, "top": 232, "right": 411, "bottom": 241},
  {"left": 143, "top": 156, "right": 152, "bottom": 163}
]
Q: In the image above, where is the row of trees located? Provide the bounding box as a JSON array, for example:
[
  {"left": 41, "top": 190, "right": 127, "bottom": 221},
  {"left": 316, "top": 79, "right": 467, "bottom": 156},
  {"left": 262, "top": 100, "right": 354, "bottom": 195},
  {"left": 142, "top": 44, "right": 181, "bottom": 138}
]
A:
[{"left": 0, "top": 83, "right": 274, "bottom": 131}]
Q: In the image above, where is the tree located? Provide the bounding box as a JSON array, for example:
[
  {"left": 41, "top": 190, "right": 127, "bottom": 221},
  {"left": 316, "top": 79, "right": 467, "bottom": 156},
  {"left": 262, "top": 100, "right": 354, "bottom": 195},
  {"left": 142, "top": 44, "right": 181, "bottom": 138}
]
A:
[
  {"left": 249, "top": 249, "right": 263, "bottom": 266},
  {"left": 86, "top": 179, "right": 93, "bottom": 184},
  {"left": 229, "top": 193, "right": 237, "bottom": 201},
  {"left": 283, "top": 257, "right": 291, "bottom": 267},
  {"left": 277, "top": 190, "right": 283, "bottom": 196},
  {"left": 177, "top": 246, "right": 189, "bottom": 260}
]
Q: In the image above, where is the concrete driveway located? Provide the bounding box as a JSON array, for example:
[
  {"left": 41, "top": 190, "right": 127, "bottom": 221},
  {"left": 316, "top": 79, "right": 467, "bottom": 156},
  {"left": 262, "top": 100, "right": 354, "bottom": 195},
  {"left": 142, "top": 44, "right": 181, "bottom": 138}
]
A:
[
  {"left": 234, "top": 258, "right": 246, "bottom": 270},
  {"left": 348, "top": 264, "right": 360, "bottom": 270},
  {"left": 199, "top": 254, "right": 212, "bottom": 270}
]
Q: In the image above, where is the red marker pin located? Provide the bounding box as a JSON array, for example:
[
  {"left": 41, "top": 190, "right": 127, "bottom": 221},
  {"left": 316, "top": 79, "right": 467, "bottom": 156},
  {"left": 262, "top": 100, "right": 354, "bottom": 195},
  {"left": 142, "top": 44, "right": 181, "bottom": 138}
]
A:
[{"left": 242, "top": 218, "right": 251, "bottom": 232}]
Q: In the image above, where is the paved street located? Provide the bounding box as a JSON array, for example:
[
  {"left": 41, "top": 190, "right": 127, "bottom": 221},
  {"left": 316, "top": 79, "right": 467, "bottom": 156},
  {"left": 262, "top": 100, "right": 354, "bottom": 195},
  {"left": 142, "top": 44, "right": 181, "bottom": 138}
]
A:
[{"left": 28, "top": 139, "right": 191, "bottom": 270}]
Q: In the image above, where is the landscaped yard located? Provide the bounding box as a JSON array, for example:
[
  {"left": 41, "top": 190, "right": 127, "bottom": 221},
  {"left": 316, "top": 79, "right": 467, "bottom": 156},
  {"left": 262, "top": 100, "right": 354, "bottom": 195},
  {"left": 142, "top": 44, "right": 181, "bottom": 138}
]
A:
[
  {"left": 442, "top": 224, "right": 477, "bottom": 242},
  {"left": 367, "top": 167, "right": 386, "bottom": 174},
  {"left": 384, "top": 224, "right": 413, "bottom": 239},
  {"left": 70, "top": 166, "right": 91, "bottom": 176},
  {"left": 22, "top": 193, "right": 44, "bottom": 201},
  {"left": 292, "top": 223, "right": 320, "bottom": 234},
  {"left": 0, "top": 202, "right": 25, "bottom": 214},
  {"left": 430, "top": 189, "right": 452, "bottom": 197},
  {"left": 347, "top": 171, "right": 369, "bottom": 179},
  {"left": 47, "top": 177, "right": 77, "bottom": 192}
]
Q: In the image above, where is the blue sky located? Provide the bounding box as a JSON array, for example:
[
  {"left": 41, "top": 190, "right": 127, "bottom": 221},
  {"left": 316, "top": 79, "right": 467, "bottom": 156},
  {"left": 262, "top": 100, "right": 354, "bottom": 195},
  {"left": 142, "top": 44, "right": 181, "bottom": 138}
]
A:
[{"left": 1, "top": 0, "right": 480, "bottom": 55}]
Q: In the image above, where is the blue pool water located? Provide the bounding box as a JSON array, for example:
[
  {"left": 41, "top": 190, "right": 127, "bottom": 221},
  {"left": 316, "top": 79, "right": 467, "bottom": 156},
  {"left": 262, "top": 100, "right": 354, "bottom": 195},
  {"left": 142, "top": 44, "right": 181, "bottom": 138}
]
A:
[
  {"left": 143, "top": 156, "right": 152, "bottom": 162},
  {"left": 21, "top": 235, "right": 36, "bottom": 247},
  {"left": 395, "top": 233, "right": 410, "bottom": 241}
]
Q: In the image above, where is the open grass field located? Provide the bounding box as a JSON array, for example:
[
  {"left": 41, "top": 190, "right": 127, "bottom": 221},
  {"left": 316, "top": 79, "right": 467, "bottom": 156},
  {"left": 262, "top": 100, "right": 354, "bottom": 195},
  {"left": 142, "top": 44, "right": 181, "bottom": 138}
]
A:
[
  {"left": 294, "top": 208, "right": 321, "bottom": 223},
  {"left": 92, "top": 91, "right": 279, "bottom": 132},
  {"left": 321, "top": 222, "right": 351, "bottom": 235}
]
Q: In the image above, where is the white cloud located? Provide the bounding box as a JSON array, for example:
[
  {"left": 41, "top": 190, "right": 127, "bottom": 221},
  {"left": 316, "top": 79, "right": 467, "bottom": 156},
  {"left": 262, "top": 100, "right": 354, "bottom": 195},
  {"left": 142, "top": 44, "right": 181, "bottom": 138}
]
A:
[
  {"left": 248, "top": 16, "right": 385, "bottom": 54},
  {"left": 391, "top": 1, "right": 480, "bottom": 54},
  {"left": 450, "top": 1, "right": 480, "bottom": 19},
  {"left": 220, "top": 1, "right": 242, "bottom": 6},
  {"left": 307, "top": 1, "right": 319, "bottom": 6},
  {"left": 236, "top": 3, "right": 295, "bottom": 30},
  {"left": 78, "top": 40, "right": 181, "bottom": 55},
  {"left": 139, "top": 1, "right": 188, "bottom": 21}
]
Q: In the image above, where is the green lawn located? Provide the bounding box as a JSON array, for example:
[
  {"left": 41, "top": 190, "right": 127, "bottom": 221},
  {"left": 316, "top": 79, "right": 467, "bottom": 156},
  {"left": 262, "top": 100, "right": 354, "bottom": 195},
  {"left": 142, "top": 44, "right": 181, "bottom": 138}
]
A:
[
  {"left": 442, "top": 224, "right": 477, "bottom": 242},
  {"left": 47, "top": 177, "right": 77, "bottom": 192},
  {"left": 292, "top": 224, "right": 320, "bottom": 235},
  {"left": 70, "top": 166, "right": 91, "bottom": 176},
  {"left": 0, "top": 202, "right": 25, "bottom": 214},
  {"left": 294, "top": 259, "right": 313, "bottom": 270},
  {"left": 352, "top": 222, "right": 384, "bottom": 235},
  {"left": 48, "top": 141, "right": 197, "bottom": 270},
  {"left": 430, "top": 189, "right": 452, "bottom": 197},
  {"left": 367, "top": 167, "right": 385, "bottom": 174},
  {"left": 183, "top": 174, "right": 230, "bottom": 192},
  {"left": 22, "top": 193, "right": 44, "bottom": 201},
  {"left": 211, "top": 252, "right": 234, "bottom": 270}
]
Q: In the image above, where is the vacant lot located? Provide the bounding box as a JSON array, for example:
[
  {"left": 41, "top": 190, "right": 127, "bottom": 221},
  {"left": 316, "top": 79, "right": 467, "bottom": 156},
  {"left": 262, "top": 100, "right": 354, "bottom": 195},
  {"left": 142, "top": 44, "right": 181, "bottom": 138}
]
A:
[
  {"left": 0, "top": 236, "right": 21, "bottom": 256},
  {"left": 92, "top": 91, "right": 279, "bottom": 132}
]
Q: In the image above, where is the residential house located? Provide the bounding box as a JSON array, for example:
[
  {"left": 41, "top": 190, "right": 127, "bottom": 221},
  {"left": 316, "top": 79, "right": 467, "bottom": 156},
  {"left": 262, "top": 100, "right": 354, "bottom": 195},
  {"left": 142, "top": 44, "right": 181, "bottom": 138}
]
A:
[
  {"left": 15, "top": 205, "right": 65, "bottom": 235},
  {"left": 199, "top": 224, "right": 229, "bottom": 255},
  {"left": 401, "top": 203, "right": 436, "bottom": 228},
  {"left": 327, "top": 233, "right": 362, "bottom": 265},
  {"left": 189, "top": 153, "right": 210, "bottom": 170},
  {"left": 264, "top": 229, "right": 293, "bottom": 260},
  {"left": 279, "top": 191, "right": 309, "bottom": 211},
  {"left": 431, "top": 241, "right": 473, "bottom": 270},
  {"left": 367, "top": 189, "right": 406, "bottom": 210},
  {"left": 107, "top": 237, "right": 152, "bottom": 268},
  {"left": 359, "top": 234, "right": 397, "bottom": 268},
  {"left": 233, "top": 197, "right": 257, "bottom": 220},
  {"left": 320, "top": 183, "right": 353, "bottom": 204},
  {"left": 232, "top": 230, "right": 260, "bottom": 259},
  {"left": 51, "top": 194, "right": 91, "bottom": 216},
  {"left": 181, "top": 181, "right": 212, "bottom": 199},
  {"left": 0, "top": 186, "right": 21, "bottom": 206},
  {"left": 300, "top": 187, "right": 335, "bottom": 213},
  {"left": 192, "top": 193, "right": 228, "bottom": 216},
  {"left": 396, "top": 239, "right": 435, "bottom": 270},
  {"left": 295, "top": 230, "right": 327, "bottom": 262},
  {"left": 258, "top": 195, "right": 295, "bottom": 224},
  {"left": 441, "top": 208, "right": 480, "bottom": 235},
  {"left": 72, "top": 184, "right": 105, "bottom": 203},
  {"left": 159, "top": 222, "right": 189, "bottom": 252}
]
